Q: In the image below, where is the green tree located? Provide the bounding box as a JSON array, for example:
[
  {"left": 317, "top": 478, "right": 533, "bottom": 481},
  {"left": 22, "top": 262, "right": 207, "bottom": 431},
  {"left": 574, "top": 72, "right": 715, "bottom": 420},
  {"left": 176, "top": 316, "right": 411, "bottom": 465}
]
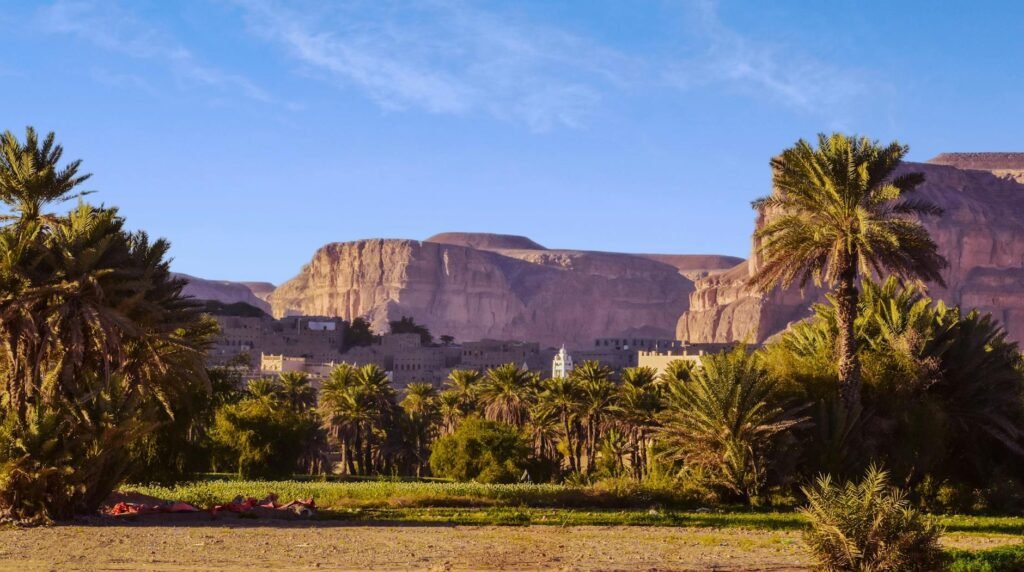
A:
[
  {"left": 659, "top": 347, "right": 807, "bottom": 502},
  {"left": 445, "top": 369, "right": 482, "bottom": 413},
  {"left": 478, "top": 363, "right": 537, "bottom": 428},
  {"left": 571, "top": 360, "right": 616, "bottom": 475},
  {"left": 317, "top": 363, "right": 398, "bottom": 475},
  {"left": 429, "top": 417, "right": 530, "bottom": 483},
  {"left": 801, "top": 465, "right": 943, "bottom": 571},
  {"left": 278, "top": 371, "right": 315, "bottom": 412},
  {"left": 763, "top": 277, "right": 1024, "bottom": 488},
  {"left": 400, "top": 382, "right": 438, "bottom": 477},
  {"left": 536, "top": 375, "right": 583, "bottom": 472},
  {"left": 614, "top": 367, "right": 664, "bottom": 480},
  {"left": 436, "top": 390, "right": 465, "bottom": 436},
  {"left": 749, "top": 133, "right": 946, "bottom": 409},
  {"left": 212, "top": 379, "right": 321, "bottom": 479},
  {"left": 0, "top": 128, "right": 213, "bottom": 521}
]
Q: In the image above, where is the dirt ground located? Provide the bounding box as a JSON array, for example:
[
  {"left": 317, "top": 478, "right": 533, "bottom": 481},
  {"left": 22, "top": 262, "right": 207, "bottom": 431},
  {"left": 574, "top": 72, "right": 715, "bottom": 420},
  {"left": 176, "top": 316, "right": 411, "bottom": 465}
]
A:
[{"left": 0, "top": 517, "right": 1019, "bottom": 571}]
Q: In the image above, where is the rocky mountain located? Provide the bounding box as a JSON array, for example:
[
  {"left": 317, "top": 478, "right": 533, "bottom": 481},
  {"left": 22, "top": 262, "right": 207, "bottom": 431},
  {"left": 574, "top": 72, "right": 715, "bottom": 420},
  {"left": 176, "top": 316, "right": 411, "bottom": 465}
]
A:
[
  {"left": 267, "top": 233, "right": 741, "bottom": 347},
  {"left": 677, "top": 153, "right": 1024, "bottom": 344},
  {"left": 176, "top": 273, "right": 273, "bottom": 314}
]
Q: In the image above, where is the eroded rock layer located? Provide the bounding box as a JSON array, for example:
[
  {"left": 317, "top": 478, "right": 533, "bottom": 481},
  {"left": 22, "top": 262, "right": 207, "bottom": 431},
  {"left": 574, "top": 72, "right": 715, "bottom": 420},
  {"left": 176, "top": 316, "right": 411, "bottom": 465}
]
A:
[{"left": 268, "top": 235, "right": 740, "bottom": 347}]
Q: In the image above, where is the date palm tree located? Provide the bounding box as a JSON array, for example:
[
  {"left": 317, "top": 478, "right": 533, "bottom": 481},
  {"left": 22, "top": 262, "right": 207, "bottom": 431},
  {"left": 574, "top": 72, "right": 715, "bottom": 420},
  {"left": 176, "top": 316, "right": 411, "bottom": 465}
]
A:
[
  {"left": 750, "top": 133, "right": 946, "bottom": 408},
  {"left": 436, "top": 389, "right": 464, "bottom": 435},
  {"left": 571, "top": 360, "right": 615, "bottom": 474},
  {"left": 536, "top": 375, "right": 583, "bottom": 472},
  {"left": 659, "top": 347, "right": 807, "bottom": 502},
  {"left": 278, "top": 371, "right": 315, "bottom": 412},
  {"left": 444, "top": 369, "right": 482, "bottom": 413},
  {"left": 0, "top": 128, "right": 212, "bottom": 520},
  {"left": 401, "top": 382, "right": 438, "bottom": 476},
  {"left": 0, "top": 127, "right": 92, "bottom": 223},
  {"left": 478, "top": 363, "right": 537, "bottom": 428}
]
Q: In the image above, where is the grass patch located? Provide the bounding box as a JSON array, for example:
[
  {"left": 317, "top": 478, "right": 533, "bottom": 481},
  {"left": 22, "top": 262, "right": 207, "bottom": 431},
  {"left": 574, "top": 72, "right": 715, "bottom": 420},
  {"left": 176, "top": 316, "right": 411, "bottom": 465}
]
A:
[
  {"left": 123, "top": 479, "right": 717, "bottom": 510},
  {"left": 121, "top": 480, "right": 1024, "bottom": 534},
  {"left": 313, "top": 507, "right": 807, "bottom": 528},
  {"left": 946, "top": 545, "right": 1024, "bottom": 572}
]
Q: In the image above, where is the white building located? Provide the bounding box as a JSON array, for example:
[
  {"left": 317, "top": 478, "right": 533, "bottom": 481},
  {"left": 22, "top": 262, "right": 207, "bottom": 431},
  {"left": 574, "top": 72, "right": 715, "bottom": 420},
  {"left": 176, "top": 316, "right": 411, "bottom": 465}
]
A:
[{"left": 552, "top": 345, "right": 574, "bottom": 378}]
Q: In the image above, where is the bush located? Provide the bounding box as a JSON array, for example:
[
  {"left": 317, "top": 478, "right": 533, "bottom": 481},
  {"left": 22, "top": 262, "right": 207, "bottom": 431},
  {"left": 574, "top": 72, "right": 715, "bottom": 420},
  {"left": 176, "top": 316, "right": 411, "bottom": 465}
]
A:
[
  {"left": 211, "top": 398, "right": 321, "bottom": 480},
  {"left": 429, "top": 418, "right": 530, "bottom": 484},
  {"left": 801, "top": 465, "right": 944, "bottom": 571}
]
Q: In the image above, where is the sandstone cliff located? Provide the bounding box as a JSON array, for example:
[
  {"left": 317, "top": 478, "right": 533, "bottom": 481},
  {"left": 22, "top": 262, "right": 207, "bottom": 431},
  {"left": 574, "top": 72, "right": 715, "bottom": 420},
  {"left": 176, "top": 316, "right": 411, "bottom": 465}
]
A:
[
  {"left": 268, "top": 234, "right": 739, "bottom": 347},
  {"left": 177, "top": 273, "right": 273, "bottom": 314},
  {"left": 677, "top": 154, "right": 1024, "bottom": 343}
]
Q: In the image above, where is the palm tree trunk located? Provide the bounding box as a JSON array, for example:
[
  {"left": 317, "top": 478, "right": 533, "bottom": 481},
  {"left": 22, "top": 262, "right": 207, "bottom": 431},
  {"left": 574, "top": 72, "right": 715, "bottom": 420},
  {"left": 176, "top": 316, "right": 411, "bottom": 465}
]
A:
[
  {"left": 835, "top": 264, "right": 861, "bottom": 410},
  {"left": 562, "top": 416, "right": 577, "bottom": 473}
]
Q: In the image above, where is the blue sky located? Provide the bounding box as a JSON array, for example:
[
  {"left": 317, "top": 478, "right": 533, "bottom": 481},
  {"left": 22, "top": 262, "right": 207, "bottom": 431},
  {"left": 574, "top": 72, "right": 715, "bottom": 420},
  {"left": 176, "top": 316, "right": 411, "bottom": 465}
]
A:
[{"left": 2, "top": 1, "right": 1022, "bottom": 284}]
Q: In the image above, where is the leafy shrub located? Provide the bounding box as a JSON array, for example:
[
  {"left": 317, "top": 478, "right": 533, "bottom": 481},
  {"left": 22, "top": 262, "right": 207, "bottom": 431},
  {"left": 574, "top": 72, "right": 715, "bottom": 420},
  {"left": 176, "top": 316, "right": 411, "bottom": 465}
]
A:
[
  {"left": 801, "top": 465, "right": 944, "bottom": 571},
  {"left": 429, "top": 418, "right": 530, "bottom": 484},
  {"left": 212, "top": 397, "right": 321, "bottom": 480}
]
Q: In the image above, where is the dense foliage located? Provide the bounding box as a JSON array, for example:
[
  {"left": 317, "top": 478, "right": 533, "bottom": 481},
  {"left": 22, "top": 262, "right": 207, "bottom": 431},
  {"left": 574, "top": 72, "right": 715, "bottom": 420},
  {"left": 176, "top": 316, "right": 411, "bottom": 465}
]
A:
[
  {"left": 763, "top": 277, "right": 1024, "bottom": 507},
  {"left": 211, "top": 375, "right": 321, "bottom": 479},
  {"left": 0, "top": 128, "right": 213, "bottom": 522},
  {"left": 429, "top": 418, "right": 531, "bottom": 483}
]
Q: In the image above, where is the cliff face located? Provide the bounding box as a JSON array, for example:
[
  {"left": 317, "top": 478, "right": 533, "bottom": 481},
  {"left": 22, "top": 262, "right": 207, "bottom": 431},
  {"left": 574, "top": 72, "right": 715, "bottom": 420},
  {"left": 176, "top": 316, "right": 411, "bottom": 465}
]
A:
[
  {"left": 177, "top": 273, "right": 273, "bottom": 313},
  {"left": 268, "top": 235, "right": 739, "bottom": 347},
  {"left": 677, "top": 154, "right": 1024, "bottom": 343}
]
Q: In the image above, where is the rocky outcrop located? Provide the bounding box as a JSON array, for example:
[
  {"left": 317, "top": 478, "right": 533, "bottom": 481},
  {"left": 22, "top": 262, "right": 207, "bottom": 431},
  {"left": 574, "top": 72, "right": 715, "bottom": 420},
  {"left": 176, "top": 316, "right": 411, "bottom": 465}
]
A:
[
  {"left": 677, "top": 154, "right": 1024, "bottom": 344},
  {"left": 177, "top": 273, "right": 272, "bottom": 314},
  {"left": 268, "top": 234, "right": 739, "bottom": 347}
]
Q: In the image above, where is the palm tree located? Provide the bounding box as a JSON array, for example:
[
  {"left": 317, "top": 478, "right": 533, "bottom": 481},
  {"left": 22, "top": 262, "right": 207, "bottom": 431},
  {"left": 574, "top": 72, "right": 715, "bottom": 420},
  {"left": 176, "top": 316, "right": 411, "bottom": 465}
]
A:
[
  {"left": 278, "top": 371, "right": 315, "bottom": 412},
  {"left": 444, "top": 369, "right": 482, "bottom": 413},
  {"left": 477, "top": 363, "right": 537, "bottom": 428},
  {"left": 246, "top": 378, "right": 280, "bottom": 402},
  {"left": 401, "top": 382, "right": 438, "bottom": 476},
  {"left": 436, "top": 390, "right": 465, "bottom": 436},
  {"left": 536, "top": 375, "right": 583, "bottom": 472},
  {"left": 319, "top": 370, "right": 365, "bottom": 475},
  {"left": 750, "top": 133, "right": 947, "bottom": 408},
  {"left": 0, "top": 128, "right": 212, "bottom": 520},
  {"left": 571, "top": 360, "right": 615, "bottom": 474},
  {"left": 620, "top": 366, "right": 658, "bottom": 388},
  {"left": 657, "top": 359, "right": 695, "bottom": 387},
  {"left": 353, "top": 364, "right": 397, "bottom": 473},
  {"left": 613, "top": 376, "right": 663, "bottom": 479},
  {"left": 0, "top": 127, "right": 92, "bottom": 223},
  {"left": 659, "top": 347, "right": 807, "bottom": 502}
]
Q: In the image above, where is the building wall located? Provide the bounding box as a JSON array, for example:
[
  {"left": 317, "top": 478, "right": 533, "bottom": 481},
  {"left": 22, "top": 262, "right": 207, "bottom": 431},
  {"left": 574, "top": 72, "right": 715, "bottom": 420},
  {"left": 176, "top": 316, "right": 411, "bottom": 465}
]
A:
[
  {"left": 637, "top": 350, "right": 703, "bottom": 378},
  {"left": 461, "top": 340, "right": 543, "bottom": 371},
  {"left": 208, "top": 314, "right": 347, "bottom": 367}
]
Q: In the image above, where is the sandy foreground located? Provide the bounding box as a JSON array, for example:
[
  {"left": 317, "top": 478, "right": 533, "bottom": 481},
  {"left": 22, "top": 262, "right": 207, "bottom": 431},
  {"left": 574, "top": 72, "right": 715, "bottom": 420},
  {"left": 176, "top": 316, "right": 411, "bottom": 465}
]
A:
[{"left": 0, "top": 518, "right": 1019, "bottom": 571}]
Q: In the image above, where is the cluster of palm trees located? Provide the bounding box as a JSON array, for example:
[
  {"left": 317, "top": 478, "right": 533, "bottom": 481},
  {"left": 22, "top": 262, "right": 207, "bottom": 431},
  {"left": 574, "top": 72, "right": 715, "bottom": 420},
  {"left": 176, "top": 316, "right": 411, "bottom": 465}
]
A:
[
  {"left": 0, "top": 128, "right": 212, "bottom": 521},
  {"left": 314, "top": 358, "right": 700, "bottom": 481}
]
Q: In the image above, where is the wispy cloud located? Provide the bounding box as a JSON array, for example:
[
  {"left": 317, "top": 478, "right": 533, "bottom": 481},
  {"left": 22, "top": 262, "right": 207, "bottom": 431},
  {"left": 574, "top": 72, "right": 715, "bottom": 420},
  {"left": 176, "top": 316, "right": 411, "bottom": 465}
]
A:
[
  {"left": 38, "top": 0, "right": 275, "bottom": 104},
  {"left": 664, "top": 0, "right": 872, "bottom": 121},
  {"left": 230, "top": 0, "right": 637, "bottom": 131}
]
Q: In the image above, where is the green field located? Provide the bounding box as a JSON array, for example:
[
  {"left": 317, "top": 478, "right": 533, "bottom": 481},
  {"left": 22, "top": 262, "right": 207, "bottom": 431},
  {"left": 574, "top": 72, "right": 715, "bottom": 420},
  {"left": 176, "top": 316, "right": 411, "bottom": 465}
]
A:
[{"left": 123, "top": 480, "right": 1024, "bottom": 535}]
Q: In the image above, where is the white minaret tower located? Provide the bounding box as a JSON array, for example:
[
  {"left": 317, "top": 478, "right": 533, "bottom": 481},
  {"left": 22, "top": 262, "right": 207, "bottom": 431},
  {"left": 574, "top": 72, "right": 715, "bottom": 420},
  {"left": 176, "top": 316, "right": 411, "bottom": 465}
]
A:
[{"left": 552, "top": 345, "right": 574, "bottom": 378}]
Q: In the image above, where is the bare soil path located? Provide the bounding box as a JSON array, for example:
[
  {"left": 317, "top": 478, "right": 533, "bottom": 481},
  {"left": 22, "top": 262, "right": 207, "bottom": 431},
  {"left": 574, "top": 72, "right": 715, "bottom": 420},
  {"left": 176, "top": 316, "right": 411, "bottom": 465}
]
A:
[{"left": 0, "top": 518, "right": 1018, "bottom": 571}]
